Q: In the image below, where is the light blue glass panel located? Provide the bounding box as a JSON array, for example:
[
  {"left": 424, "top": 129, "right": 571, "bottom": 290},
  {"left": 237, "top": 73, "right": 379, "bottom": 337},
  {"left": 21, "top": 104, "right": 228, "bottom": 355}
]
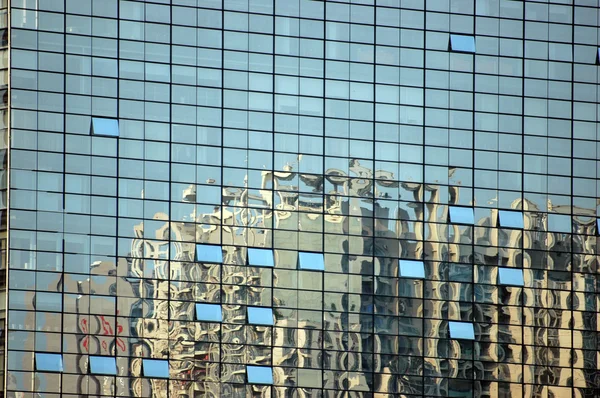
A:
[
  {"left": 450, "top": 34, "right": 476, "bottom": 53},
  {"left": 195, "top": 303, "right": 222, "bottom": 322},
  {"left": 248, "top": 248, "right": 274, "bottom": 267},
  {"left": 91, "top": 117, "right": 119, "bottom": 136},
  {"left": 142, "top": 359, "right": 169, "bottom": 379},
  {"left": 298, "top": 252, "right": 324, "bottom": 271},
  {"left": 597, "top": 219, "right": 600, "bottom": 234},
  {"left": 498, "top": 210, "right": 524, "bottom": 229},
  {"left": 449, "top": 206, "right": 474, "bottom": 225},
  {"left": 196, "top": 244, "right": 223, "bottom": 263},
  {"left": 547, "top": 214, "right": 571, "bottom": 233},
  {"left": 89, "top": 356, "right": 117, "bottom": 375},
  {"left": 449, "top": 321, "right": 475, "bottom": 340},
  {"left": 498, "top": 267, "right": 524, "bottom": 286},
  {"left": 247, "top": 306, "right": 274, "bottom": 325},
  {"left": 399, "top": 259, "right": 425, "bottom": 279},
  {"left": 247, "top": 365, "right": 274, "bottom": 384},
  {"left": 35, "top": 353, "right": 63, "bottom": 372}
]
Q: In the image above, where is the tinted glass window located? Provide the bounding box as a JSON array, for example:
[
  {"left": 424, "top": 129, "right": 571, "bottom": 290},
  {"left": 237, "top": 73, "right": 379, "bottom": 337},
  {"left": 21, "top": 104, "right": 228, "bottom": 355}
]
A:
[
  {"left": 195, "top": 303, "right": 223, "bottom": 322},
  {"left": 298, "top": 252, "right": 325, "bottom": 271},
  {"left": 247, "top": 365, "right": 274, "bottom": 384}
]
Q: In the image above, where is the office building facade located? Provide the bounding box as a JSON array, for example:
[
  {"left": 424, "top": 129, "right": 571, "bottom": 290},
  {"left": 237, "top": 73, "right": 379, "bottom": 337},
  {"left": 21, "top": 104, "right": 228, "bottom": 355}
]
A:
[{"left": 3, "top": 0, "right": 600, "bottom": 396}]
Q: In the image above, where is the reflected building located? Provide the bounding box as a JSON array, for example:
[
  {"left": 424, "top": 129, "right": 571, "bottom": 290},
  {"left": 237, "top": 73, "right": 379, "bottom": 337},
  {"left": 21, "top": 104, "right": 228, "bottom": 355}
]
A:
[{"left": 4, "top": 0, "right": 600, "bottom": 397}]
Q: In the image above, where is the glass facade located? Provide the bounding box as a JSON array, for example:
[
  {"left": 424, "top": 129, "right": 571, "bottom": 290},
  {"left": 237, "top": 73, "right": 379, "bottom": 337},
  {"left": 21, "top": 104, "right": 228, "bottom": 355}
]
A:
[{"left": 4, "top": 0, "right": 600, "bottom": 397}]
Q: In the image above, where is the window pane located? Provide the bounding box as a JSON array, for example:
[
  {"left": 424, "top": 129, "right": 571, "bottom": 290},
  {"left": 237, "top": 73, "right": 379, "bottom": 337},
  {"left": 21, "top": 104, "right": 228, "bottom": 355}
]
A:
[
  {"left": 498, "top": 210, "right": 524, "bottom": 229},
  {"left": 247, "top": 365, "right": 274, "bottom": 384},
  {"left": 399, "top": 259, "right": 425, "bottom": 279},
  {"left": 196, "top": 244, "right": 223, "bottom": 263},
  {"left": 195, "top": 303, "right": 223, "bottom": 322},
  {"left": 248, "top": 248, "right": 275, "bottom": 267},
  {"left": 448, "top": 206, "right": 475, "bottom": 225},
  {"left": 91, "top": 117, "right": 119, "bottom": 136},
  {"left": 298, "top": 252, "right": 324, "bottom": 271},
  {"left": 142, "top": 359, "right": 169, "bottom": 379},
  {"left": 450, "top": 34, "right": 476, "bottom": 53},
  {"left": 35, "top": 353, "right": 63, "bottom": 372},
  {"left": 547, "top": 213, "right": 571, "bottom": 233},
  {"left": 247, "top": 306, "right": 274, "bottom": 325},
  {"left": 89, "top": 356, "right": 117, "bottom": 375},
  {"left": 448, "top": 321, "right": 475, "bottom": 340},
  {"left": 498, "top": 267, "right": 525, "bottom": 286}
]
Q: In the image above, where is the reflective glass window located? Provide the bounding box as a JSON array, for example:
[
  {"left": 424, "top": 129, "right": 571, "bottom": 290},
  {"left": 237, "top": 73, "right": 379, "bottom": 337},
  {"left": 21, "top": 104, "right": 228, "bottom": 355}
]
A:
[
  {"left": 597, "top": 48, "right": 600, "bottom": 64},
  {"left": 247, "top": 365, "right": 274, "bottom": 384},
  {"left": 248, "top": 248, "right": 275, "bottom": 267},
  {"left": 448, "top": 321, "right": 475, "bottom": 340},
  {"left": 195, "top": 303, "right": 223, "bottom": 322},
  {"left": 597, "top": 218, "right": 600, "bottom": 234},
  {"left": 449, "top": 206, "right": 475, "bottom": 225},
  {"left": 498, "top": 267, "right": 525, "bottom": 286},
  {"left": 298, "top": 252, "right": 325, "bottom": 271},
  {"left": 35, "top": 353, "right": 63, "bottom": 372},
  {"left": 247, "top": 306, "right": 274, "bottom": 325},
  {"left": 91, "top": 117, "right": 119, "bottom": 136},
  {"left": 196, "top": 244, "right": 223, "bottom": 263},
  {"left": 547, "top": 213, "right": 571, "bottom": 233},
  {"left": 498, "top": 210, "right": 524, "bottom": 229},
  {"left": 450, "top": 34, "right": 476, "bottom": 53},
  {"left": 89, "top": 356, "right": 117, "bottom": 375},
  {"left": 142, "top": 359, "right": 169, "bottom": 379},
  {"left": 399, "top": 259, "right": 425, "bottom": 279}
]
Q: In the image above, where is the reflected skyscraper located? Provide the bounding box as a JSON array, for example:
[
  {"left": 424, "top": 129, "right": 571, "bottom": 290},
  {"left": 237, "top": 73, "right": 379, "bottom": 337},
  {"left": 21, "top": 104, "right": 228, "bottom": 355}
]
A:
[{"left": 3, "top": 0, "right": 600, "bottom": 397}]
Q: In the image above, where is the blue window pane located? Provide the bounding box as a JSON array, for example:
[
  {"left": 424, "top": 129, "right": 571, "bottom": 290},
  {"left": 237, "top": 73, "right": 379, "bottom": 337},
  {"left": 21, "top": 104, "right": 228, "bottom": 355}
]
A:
[
  {"left": 448, "top": 206, "right": 474, "bottom": 225},
  {"left": 195, "top": 303, "right": 222, "bottom": 322},
  {"left": 498, "top": 267, "right": 525, "bottom": 286},
  {"left": 448, "top": 321, "right": 475, "bottom": 340},
  {"left": 247, "top": 365, "right": 274, "bottom": 384},
  {"left": 89, "top": 356, "right": 117, "bottom": 375},
  {"left": 35, "top": 353, "right": 63, "bottom": 372},
  {"left": 498, "top": 210, "right": 524, "bottom": 229},
  {"left": 91, "top": 117, "right": 119, "bottom": 137},
  {"left": 548, "top": 214, "right": 571, "bottom": 233},
  {"left": 196, "top": 244, "right": 223, "bottom": 263},
  {"left": 247, "top": 306, "right": 274, "bottom": 325},
  {"left": 248, "top": 248, "right": 274, "bottom": 267},
  {"left": 142, "top": 359, "right": 169, "bottom": 379},
  {"left": 597, "top": 48, "right": 600, "bottom": 64},
  {"left": 450, "top": 34, "right": 476, "bottom": 53},
  {"left": 399, "top": 259, "right": 425, "bottom": 279},
  {"left": 298, "top": 252, "right": 325, "bottom": 271},
  {"left": 597, "top": 218, "right": 600, "bottom": 234}
]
